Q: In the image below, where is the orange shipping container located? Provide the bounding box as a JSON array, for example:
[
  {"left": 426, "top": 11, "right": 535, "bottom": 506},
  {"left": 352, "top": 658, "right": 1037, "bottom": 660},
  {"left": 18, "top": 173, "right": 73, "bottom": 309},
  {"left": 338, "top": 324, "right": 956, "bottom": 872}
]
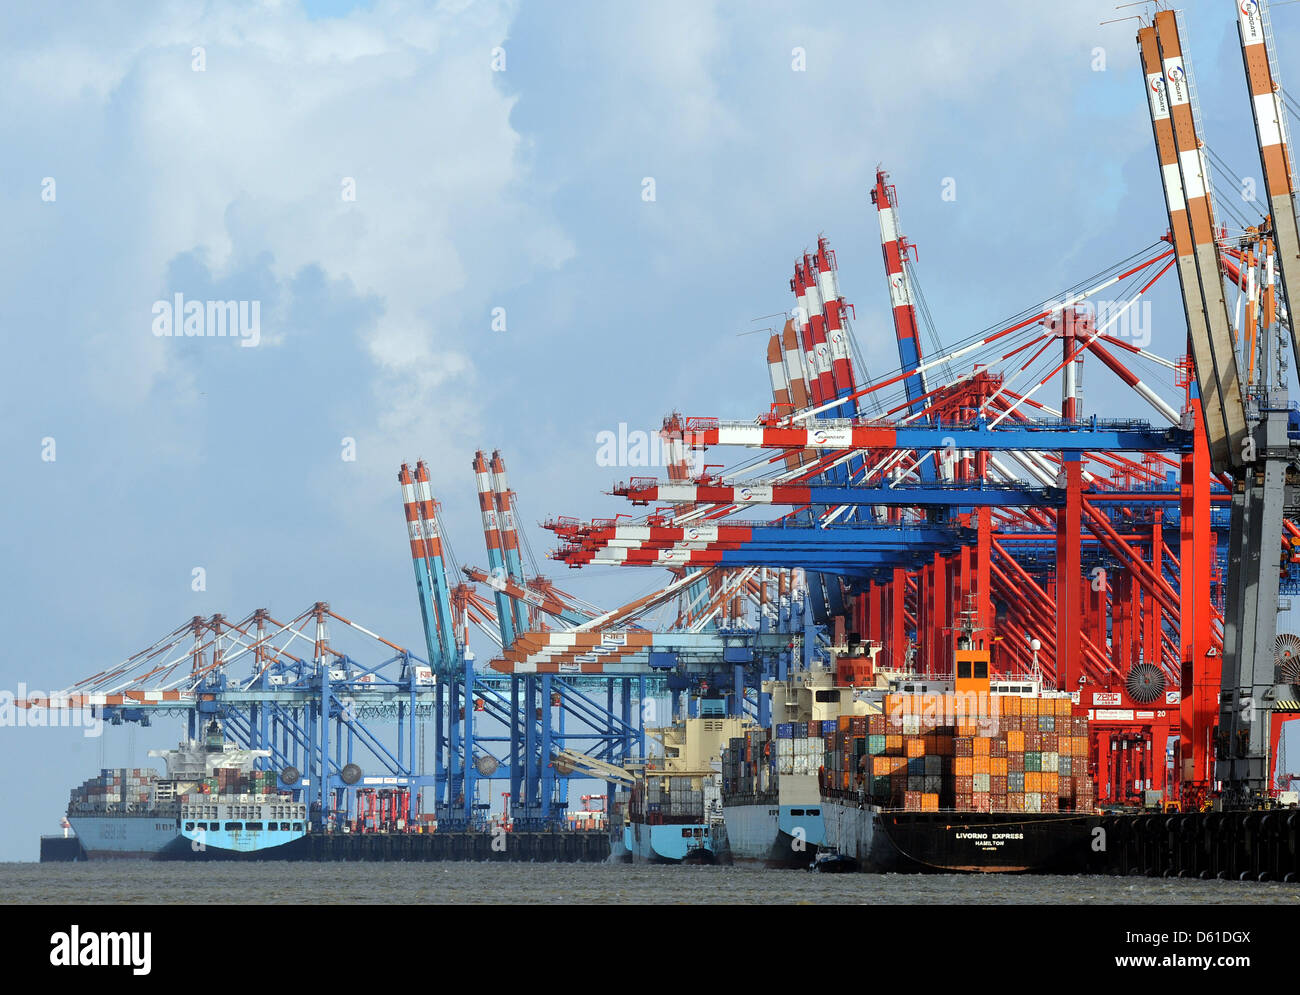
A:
[
  {"left": 1008, "top": 730, "right": 1025, "bottom": 752},
  {"left": 954, "top": 756, "right": 973, "bottom": 776},
  {"left": 973, "top": 737, "right": 990, "bottom": 756},
  {"left": 990, "top": 756, "right": 1008, "bottom": 776},
  {"left": 921, "top": 793, "right": 940, "bottom": 812},
  {"left": 973, "top": 755, "right": 990, "bottom": 775},
  {"left": 1025, "top": 771, "right": 1042, "bottom": 793},
  {"left": 1001, "top": 695, "right": 1021, "bottom": 716},
  {"left": 886, "top": 734, "right": 903, "bottom": 752},
  {"left": 906, "top": 737, "right": 925, "bottom": 758}
]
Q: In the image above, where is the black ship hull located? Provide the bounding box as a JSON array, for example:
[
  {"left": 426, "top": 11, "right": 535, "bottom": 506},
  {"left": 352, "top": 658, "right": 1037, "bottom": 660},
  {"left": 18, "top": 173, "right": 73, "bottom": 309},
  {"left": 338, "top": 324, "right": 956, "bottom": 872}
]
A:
[{"left": 822, "top": 798, "right": 1099, "bottom": 874}]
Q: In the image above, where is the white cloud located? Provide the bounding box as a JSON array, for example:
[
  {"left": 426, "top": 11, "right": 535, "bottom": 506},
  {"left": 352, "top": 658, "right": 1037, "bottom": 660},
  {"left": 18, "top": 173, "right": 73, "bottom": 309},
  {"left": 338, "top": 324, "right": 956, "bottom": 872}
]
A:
[{"left": 1, "top": 0, "right": 574, "bottom": 466}]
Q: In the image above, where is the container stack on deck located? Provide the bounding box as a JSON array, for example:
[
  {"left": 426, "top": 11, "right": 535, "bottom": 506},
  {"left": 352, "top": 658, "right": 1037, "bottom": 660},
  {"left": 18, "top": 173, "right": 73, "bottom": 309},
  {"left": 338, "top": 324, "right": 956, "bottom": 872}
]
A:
[
  {"left": 67, "top": 768, "right": 156, "bottom": 812},
  {"left": 197, "top": 767, "right": 278, "bottom": 798},
  {"left": 825, "top": 695, "right": 1097, "bottom": 814},
  {"left": 722, "top": 722, "right": 836, "bottom": 800},
  {"left": 629, "top": 774, "right": 705, "bottom": 825}
]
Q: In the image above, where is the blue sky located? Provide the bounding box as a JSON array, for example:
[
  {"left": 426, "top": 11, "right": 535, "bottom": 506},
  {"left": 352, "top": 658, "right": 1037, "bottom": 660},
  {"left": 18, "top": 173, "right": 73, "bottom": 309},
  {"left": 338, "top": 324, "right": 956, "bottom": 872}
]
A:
[{"left": 2, "top": 0, "right": 1298, "bottom": 860}]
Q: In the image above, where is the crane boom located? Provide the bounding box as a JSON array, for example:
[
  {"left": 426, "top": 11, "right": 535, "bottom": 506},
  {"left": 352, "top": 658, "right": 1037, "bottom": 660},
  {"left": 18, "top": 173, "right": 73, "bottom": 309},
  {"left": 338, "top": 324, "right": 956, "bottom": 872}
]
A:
[
  {"left": 1237, "top": 0, "right": 1300, "bottom": 379},
  {"left": 1151, "top": 10, "right": 1249, "bottom": 471}
]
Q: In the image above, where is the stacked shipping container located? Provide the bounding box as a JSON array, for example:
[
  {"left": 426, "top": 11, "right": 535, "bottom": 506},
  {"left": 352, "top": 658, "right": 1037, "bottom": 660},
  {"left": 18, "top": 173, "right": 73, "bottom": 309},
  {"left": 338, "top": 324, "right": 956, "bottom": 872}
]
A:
[
  {"left": 196, "top": 767, "right": 279, "bottom": 797},
  {"left": 721, "top": 721, "right": 838, "bottom": 801},
  {"left": 67, "top": 768, "right": 155, "bottom": 811},
  {"left": 70, "top": 766, "right": 283, "bottom": 810},
  {"left": 823, "top": 695, "right": 1096, "bottom": 814},
  {"left": 628, "top": 774, "right": 705, "bottom": 825}
]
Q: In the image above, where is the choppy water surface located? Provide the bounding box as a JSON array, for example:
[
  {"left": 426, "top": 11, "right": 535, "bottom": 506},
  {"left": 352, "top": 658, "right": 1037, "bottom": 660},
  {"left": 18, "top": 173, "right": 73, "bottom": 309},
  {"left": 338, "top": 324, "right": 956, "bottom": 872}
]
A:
[{"left": 4, "top": 862, "right": 1297, "bottom": 904}]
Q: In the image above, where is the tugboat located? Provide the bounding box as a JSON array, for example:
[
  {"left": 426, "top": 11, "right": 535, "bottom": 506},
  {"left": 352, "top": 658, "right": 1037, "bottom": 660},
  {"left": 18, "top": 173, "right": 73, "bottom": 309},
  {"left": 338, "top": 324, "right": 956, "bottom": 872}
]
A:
[{"left": 809, "top": 850, "right": 857, "bottom": 873}]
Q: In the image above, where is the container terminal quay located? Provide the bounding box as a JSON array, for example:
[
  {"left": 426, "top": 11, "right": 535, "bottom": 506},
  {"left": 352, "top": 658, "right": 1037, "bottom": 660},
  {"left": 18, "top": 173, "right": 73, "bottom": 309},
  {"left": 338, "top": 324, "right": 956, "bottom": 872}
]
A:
[{"left": 30, "top": 1, "right": 1300, "bottom": 880}]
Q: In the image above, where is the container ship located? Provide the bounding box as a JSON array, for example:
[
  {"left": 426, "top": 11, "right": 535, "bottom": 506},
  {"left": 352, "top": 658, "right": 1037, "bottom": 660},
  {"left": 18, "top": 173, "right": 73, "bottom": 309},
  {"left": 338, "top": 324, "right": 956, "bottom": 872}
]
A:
[
  {"left": 720, "top": 668, "right": 863, "bottom": 867},
  {"left": 65, "top": 719, "right": 308, "bottom": 860},
  {"left": 623, "top": 695, "right": 752, "bottom": 864},
  {"left": 817, "top": 637, "right": 1100, "bottom": 873}
]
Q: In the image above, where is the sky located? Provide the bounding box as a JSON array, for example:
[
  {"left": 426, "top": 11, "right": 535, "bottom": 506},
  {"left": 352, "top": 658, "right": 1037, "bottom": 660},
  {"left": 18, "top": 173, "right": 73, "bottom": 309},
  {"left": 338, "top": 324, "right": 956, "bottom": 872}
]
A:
[{"left": 3, "top": 0, "right": 1299, "bottom": 861}]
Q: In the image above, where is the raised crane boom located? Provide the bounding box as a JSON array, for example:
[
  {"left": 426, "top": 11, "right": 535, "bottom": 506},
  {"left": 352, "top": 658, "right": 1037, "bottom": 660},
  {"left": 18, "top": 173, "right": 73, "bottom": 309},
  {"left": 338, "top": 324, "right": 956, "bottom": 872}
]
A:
[
  {"left": 1237, "top": 0, "right": 1300, "bottom": 378},
  {"left": 871, "top": 169, "right": 930, "bottom": 415},
  {"left": 1150, "top": 10, "right": 1249, "bottom": 471}
]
